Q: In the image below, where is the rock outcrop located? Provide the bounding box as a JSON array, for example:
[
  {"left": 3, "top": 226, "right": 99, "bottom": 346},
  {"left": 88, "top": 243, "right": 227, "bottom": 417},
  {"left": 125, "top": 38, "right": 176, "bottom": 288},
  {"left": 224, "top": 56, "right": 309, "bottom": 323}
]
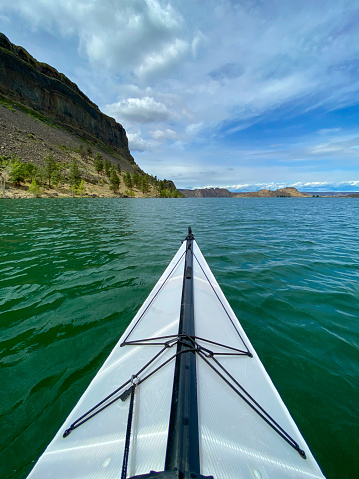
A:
[
  {"left": 179, "top": 187, "right": 233, "bottom": 197},
  {"left": 0, "top": 32, "right": 134, "bottom": 164},
  {"left": 233, "top": 187, "right": 311, "bottom": 197},
  {"left": 180, "top": 186, "right": 311, "bottom": 198}
]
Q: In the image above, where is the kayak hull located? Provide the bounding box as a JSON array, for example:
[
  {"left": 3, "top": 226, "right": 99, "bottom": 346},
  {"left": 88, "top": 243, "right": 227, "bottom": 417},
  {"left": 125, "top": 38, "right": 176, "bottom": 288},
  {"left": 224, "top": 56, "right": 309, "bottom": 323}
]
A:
[{"left": 27, "top": 237, "right": 325, "bottom": 479}]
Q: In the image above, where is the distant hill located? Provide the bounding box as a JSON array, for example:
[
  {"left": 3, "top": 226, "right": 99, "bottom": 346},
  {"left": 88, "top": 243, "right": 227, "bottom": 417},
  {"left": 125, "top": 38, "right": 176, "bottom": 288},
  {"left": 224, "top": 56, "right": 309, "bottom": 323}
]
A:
[
  {"left": 179, "top": 187, "right": 233, "bottom": 197},
  {"left": 233, "top": 187, "right": 311, "bottom": 198},
  {"left": 179, "top": 187, "right": 311, "bottom": 198}
]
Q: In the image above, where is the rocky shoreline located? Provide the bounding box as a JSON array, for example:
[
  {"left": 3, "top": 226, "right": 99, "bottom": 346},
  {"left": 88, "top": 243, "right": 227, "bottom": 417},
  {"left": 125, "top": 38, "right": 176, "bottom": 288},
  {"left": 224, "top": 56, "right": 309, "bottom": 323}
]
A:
[{"left": 1, "top": 183, "right": 131, "bottom": 199}]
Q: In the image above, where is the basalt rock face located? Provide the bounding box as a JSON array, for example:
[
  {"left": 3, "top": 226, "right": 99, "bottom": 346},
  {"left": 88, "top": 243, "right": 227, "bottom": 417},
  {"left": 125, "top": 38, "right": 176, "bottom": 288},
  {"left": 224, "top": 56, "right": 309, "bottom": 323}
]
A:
[
  {"left": 179, "top": 188, "right": 233, "bottom": 197},
  {"left": 0, "top": 32, "right": 134, "bottom": 163}
]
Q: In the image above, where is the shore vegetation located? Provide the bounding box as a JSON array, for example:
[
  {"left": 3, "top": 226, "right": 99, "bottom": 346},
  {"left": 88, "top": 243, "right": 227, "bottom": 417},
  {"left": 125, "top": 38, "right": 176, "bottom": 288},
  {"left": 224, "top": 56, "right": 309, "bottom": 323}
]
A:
[{"left": 0, "top": 154, "right": 183, "bottom": 199}]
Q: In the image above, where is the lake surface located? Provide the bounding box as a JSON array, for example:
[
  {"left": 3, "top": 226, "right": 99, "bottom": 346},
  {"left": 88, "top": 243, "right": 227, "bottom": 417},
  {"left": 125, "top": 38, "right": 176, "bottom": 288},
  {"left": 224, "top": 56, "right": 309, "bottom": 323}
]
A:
[{"left": 1, "top": 197, "right": 358, "bottom": 479}]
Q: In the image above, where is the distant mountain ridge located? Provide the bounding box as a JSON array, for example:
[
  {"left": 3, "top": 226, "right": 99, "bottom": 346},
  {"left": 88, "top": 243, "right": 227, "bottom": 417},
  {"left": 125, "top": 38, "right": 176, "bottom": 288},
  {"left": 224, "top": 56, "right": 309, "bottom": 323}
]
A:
[
  {"left": 234, "top": 187, "right": 311, "bottom": 197},
  {"left": 179, "top": 187, "right": 311, "bottom": 197},
  {"left": 179, "top": 187, "right": 233, "bottom": 197},
  {"left": 0, "top": 32, "right": 133, "bottom": 165}
]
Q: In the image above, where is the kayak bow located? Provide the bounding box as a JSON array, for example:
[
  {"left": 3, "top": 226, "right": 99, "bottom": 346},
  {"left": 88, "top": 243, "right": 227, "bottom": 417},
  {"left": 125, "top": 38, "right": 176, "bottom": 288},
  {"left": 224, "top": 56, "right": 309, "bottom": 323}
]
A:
[{"left": 27, "top": 228, "right": 325, "bottom": 479}]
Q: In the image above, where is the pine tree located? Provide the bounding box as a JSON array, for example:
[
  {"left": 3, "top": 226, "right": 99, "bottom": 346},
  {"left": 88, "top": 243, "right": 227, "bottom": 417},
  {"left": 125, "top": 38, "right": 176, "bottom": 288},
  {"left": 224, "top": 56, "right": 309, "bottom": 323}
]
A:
[
  {"left": 8, "top": 158, "right": 26, "bottom": 186},
  {"left": 23, "top": 162, "right": 37, "bottom": 183},
  {"left": 78, "top": 144, "right": 86, "bottom": 159},
  {"left": 123, "top": 172, "right": 133, "bottom": 189},
  {"left": 35, "top": 165, "right": 46, "bottom": 186},
  {"left": 104, "top": 159, "right": 112, "bottom": 178},
  {"left": 141, "top": 175, "right": 149, "bottom": 194},
  {"left": 133, "top": 171, "right": 140, "bottom": 189},
  {"left": 69, "top": 160, "right": 81, "bottom": 187},
  {"left": 94, "top": 153, "right": 104, "bottom": 174},
  {"left": 51, "top": 169, "right": 64, "bottom": 189},
  {"left": 109, "top": 169, "right": 120, "bottom": 192},
  {"left": 44, "top": 154, "right": 56, "bottom": 187}
]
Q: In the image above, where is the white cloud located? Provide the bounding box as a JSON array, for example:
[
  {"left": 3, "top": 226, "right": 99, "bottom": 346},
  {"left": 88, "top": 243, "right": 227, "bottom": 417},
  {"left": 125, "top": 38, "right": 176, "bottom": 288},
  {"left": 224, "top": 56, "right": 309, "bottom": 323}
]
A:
[
  {"left": 0, "top": 0, "right": 184, "bottom": 74},
  {"left": 150, "top": 128, "right": 177, "bottom": 140},
  {"left": 290, "top": 180, "right": 359, "bottom": 191},
  {"left": 310, "top": 144, "right": 343, "bottom": 155},
  {"left": 135, "top": 38, "right": 189, "bottom": 81},
  {"left": 317, "top": 128, "right": 342, "bottom": 135},
  {"left": 191, "top": 30, "right": 207, "bottom": 58},
  {"left": 186, "top": 123, "right": 204, "bottom": 136},
  {"left": 128, "top": 130, "right": 156, "bottom": 152},
  {"left": 104, "top": 97, "right": 171, "bottom": 123},
  {"left": 5, "top": 0, "right": 359, "bottom": 124},
  {"left": 308, "top": 136, "right": 359, "bottom": 157}
]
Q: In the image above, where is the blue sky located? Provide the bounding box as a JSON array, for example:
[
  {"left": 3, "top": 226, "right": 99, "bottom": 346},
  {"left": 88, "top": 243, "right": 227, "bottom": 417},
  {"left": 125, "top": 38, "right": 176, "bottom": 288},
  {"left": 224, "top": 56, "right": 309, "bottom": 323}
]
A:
[{"left": 1, "top": 0, "right": 359, "bottom": 191}]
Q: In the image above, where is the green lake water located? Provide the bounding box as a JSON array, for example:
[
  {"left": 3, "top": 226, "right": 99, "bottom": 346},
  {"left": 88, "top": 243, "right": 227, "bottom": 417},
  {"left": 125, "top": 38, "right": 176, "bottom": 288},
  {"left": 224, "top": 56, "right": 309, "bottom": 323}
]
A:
[{"left": 0, "top": 198, "right": 358, "bottom": 479}]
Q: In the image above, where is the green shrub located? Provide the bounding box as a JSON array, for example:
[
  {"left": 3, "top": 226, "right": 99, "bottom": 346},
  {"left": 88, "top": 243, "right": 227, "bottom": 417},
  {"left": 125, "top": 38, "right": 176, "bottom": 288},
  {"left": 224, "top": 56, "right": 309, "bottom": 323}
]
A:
[
  {"left": 0, "top": 96, "right": 15, "bottom": 111},
  {"left": 76, "top": 179, "right": 86, "bottom": 196},
  {"left": 28, "top": 180, "right": 43, "bottom": 197}
]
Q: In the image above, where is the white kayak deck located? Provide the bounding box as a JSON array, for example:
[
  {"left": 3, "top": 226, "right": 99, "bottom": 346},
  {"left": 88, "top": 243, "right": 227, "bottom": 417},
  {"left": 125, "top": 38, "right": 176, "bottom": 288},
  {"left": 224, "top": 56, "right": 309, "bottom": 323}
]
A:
[{"left": 27, "top": 239, "right": 325, "bottom": 479}]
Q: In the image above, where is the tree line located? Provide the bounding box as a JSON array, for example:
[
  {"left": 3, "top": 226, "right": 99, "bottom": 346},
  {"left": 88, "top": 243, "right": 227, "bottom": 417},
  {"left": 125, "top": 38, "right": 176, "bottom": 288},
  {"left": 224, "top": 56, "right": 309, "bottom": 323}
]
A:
[
  {"left": 0, "top": 149, "right": 182, "bottom": 198},
  {"left": 0, "top": 154, "right": 87, "bottom": 197}
]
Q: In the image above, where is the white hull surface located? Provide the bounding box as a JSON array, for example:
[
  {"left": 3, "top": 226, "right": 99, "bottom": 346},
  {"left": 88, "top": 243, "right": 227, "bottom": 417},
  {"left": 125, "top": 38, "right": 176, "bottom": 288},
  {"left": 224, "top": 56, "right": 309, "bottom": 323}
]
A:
[{"left": 27, "top": 232, "right": 325, "bottom": 479}]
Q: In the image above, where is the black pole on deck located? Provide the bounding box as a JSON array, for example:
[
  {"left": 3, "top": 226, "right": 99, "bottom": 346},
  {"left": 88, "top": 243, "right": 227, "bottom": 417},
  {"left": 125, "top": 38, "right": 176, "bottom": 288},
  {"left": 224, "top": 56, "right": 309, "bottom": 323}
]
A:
[{"left": 165, "top": 227, "right": 200, "bottom": 475}]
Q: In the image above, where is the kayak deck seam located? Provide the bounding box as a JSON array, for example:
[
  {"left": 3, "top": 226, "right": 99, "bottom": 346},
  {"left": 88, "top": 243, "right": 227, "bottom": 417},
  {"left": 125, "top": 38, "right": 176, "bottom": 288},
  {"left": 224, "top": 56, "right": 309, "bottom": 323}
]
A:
[
  {"left": 123, "top": 251, "right": 186, "bottom": 344},
  {"left": 197, "top": 349, "right": 307, "bottom": 459},
  {"left": 193, "top": 250, "right": 251, "bottom": 354}
]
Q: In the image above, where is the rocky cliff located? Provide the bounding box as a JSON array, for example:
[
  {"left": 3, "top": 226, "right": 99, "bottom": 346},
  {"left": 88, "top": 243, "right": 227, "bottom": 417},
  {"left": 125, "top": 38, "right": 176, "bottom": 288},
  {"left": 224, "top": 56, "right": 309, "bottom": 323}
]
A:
[
  {"left": 233, "top": 187, "right": 311, "bottom": 197},
  {"left": 0, "top": 32, "right": 133, "bottom": 164},
  {"left": 179, "top": 187, "right": 233, "bottom": 197}
]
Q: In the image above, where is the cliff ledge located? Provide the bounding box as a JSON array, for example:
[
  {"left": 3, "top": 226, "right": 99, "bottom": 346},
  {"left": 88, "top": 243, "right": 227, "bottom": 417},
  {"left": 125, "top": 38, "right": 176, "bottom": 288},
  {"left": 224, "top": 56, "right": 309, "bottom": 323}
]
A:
[{"left": 0, "top": 32, "right": 133, "bottom": 164}]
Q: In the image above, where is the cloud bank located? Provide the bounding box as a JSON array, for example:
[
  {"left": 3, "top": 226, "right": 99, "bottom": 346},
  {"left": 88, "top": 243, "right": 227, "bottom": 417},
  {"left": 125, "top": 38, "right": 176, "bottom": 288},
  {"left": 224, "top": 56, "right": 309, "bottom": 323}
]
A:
[{"left": 1, "top": 0, "right": 359, "bottom": 189}]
